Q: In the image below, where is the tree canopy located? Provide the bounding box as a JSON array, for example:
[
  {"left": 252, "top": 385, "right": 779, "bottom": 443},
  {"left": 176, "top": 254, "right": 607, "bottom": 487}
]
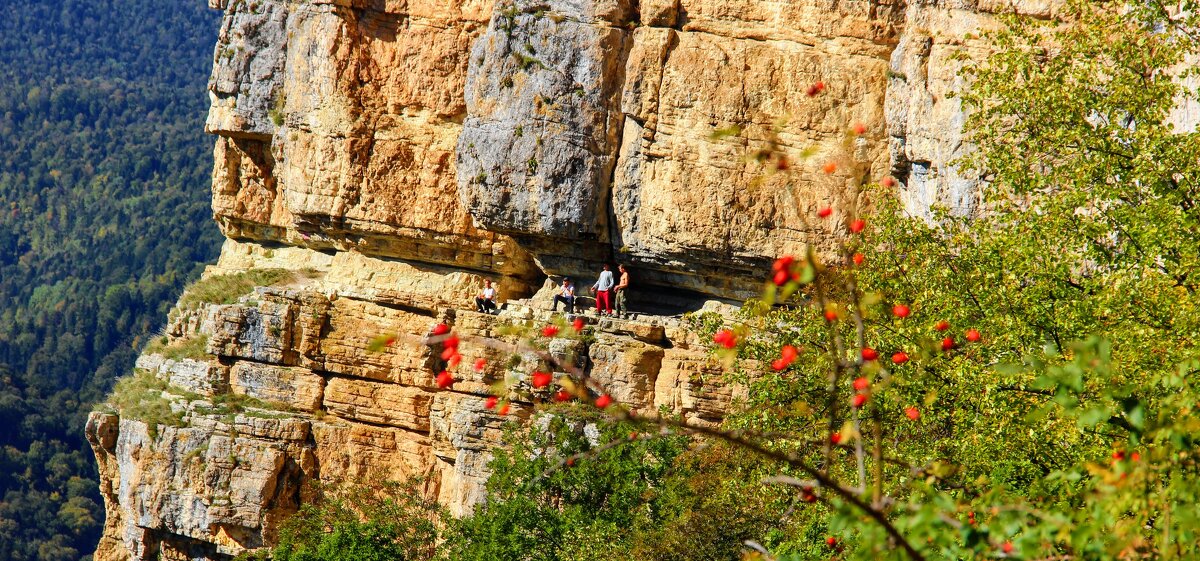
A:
[{"left": 0, "top": 1, "right": 221, "bottom": 559}]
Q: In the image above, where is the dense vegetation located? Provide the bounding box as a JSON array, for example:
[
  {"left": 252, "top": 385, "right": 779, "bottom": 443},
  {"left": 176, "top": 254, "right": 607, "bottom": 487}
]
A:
[
  {"left": 255, "top": 1, "right": 1200, "bottom": 559},
  {"left": 0, "top": 1, "right": 221, "bottom": 559}
]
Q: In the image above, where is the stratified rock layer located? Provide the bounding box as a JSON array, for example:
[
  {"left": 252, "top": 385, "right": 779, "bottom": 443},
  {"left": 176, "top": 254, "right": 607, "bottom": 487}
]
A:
[{"left": 88, "top": 0, "right": 1069, "bottom": 559}]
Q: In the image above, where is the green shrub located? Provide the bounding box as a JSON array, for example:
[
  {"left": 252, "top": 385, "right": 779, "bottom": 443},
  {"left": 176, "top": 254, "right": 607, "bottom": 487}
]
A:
[
  {"left": 241, "top": 480, "right": 441, "bottom": 561},
  {"left": 444, "top": 409, "right": 791, "bottom": 561}
]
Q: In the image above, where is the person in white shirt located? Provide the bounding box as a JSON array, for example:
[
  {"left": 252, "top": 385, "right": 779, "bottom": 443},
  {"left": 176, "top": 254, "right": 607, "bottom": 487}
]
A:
[
  {"left": 551, "top": 278, "right": 575, "bottom": 313},
  {"left": 591, "top": 264, "right": 615, "bottom": 316},
  {"left": 475, "top": 279, "right": 497, "bottom": 314}
]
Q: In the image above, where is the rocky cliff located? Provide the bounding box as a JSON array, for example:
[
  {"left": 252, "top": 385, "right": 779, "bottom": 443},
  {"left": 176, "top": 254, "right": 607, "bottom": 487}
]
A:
[{"left": 88, "top": 0, "right": 1053, "bottom": 559}]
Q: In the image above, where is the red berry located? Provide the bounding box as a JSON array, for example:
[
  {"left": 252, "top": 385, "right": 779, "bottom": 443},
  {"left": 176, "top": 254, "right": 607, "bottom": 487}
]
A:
[
  {"left": 566, "top": 458, "right": 575, "bottom": 467},
  {"left": 1002, "top": 542, "right": 1013, "bottom": 554},
  {"left": 824, "top": 309, "right": 838, "bottom": 322},
  {"left": 822, "top": 162, "right": 838, "bottom": 174},
  {"left": 818, "top": 206, "right": 833, "bottom": 218},
  {"left": 849, "top": 219, "right": 866, "bottom": 234},
  {"left": 826, "top": 536, "right": 838, "bottom": 547},
  {"left": 852, "top": 377, "right": 870, "bottom": 391},
  {"left": 775, "top": 155, "right": 790, "bottom": 170},
  {"left": 773, "top": 269, "right": 790, "bottom": 286},
  {"left": 542, "top": 325, "right": 559, "bottom": 337},
  {"left": 485, "top": 396, "right": 498, "bottom": 410},
  {"left": 436, "top": 370, "right": 454, "bottom": 389},
  {"left": 830, "top": 433, "right": 842, "bottom": 444},
  {"left": 572, "top": 317, "right": 586, "bottom": 332},
  {"left": 771, "top": 358, "right": 789, "bottom": 371},
  {"left": 905, "top": 406, "right": 920, "bottom": 420},
  {"left": 852, "top": 394, "right": 868, "bottom": 408},
  {"left": 781, "top": 345, "right": 800, "bottom": 361},
  {"left": 815, "top": 81, "right": 826, "bottom": 92},
  {"left": 555, "top": 390, "right": 572, "bottom": 402},
  {"left": 431, "top": 323, "right": 450, "bottom": 336},
  {"left": 861, "top": 347, "right": 878, "bottom": 361},
  {"left": 629, "top": 432, "right": 638, "bottom": 440},
  {"left": 941, "top": 337, "right": 955, "bottom": 351},
  {"left": 852, "top": 252, "right": 865, "bottom": 266},
  {"left": 881, "top": 176, "right": 896, "bottom": 188},
  {"left": 892, "top": 351, "right": 909, "bottom": 364},
  {"left": 852, "top": 122, "right": 867, "bottom": 135},
  {"left": 801, "top": 487, "right": 817, "bottom": 502},
  {"left": 531, "top": 371, "right": 552, "bottom": 389},
  {"left": 441, "top": 347, "right": 459, "bottom": 361},
  {"left": 1131, "top": 452, "right": 1141, "bottom": 462},
  {"left": 934, "top": 320, "right": 950, "bottom": 331},
  {"left": 892, "top": 304, "right": 910, "bottom": 318},
  {"left": 595, "top": 394, "right": 613, "bottom": 409},
  {"left": 474, "top": 358, "right": 487, "bottom": 372},
  {"left": 384, "top": 336, "right": 396, "bottom": 347},
  {"left": 447, "top": 354, "right": 462, "bottom": 368},
  {"left": 772, "top": 255, "right": 795, "bottom": 272},
  {"left": 498, "top": 403, "right": 511, "bottom": 415},
  {"left": 1113, "top": 450, "right": 1126, "bottom": 461},
  {"left": 965, "top": 328, "right": 981, "bottom": 342},
  {"left": 443, "top": 335, "right": 460, "bottom": 350}
]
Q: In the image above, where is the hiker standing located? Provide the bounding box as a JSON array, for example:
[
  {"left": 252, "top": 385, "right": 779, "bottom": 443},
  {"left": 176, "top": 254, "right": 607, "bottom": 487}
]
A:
[
  {"left": 614, "top": 264, "right": 630, "bottom": 318},
  {"left": 592, "top": 264, "right": 614, "bottom": 316}
]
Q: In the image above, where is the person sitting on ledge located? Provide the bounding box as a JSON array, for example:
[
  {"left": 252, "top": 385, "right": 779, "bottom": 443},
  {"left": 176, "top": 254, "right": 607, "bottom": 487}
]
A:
[
  {"left": 552, "top": 278, "right": 575, "bottom": 313},
  {"left": 475, "top": 279, "right": 498, "bottom": 314}
]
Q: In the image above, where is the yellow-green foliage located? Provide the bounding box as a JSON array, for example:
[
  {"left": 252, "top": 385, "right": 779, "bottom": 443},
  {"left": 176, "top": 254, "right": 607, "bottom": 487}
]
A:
[{"left": 103, "top": 369, "right": 185, "bottom": 438}]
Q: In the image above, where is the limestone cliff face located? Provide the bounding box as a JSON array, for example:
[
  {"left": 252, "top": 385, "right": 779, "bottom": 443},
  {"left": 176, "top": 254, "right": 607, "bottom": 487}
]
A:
[{"left": 89, "top": 0, "right": 1046, "bottom": 559}]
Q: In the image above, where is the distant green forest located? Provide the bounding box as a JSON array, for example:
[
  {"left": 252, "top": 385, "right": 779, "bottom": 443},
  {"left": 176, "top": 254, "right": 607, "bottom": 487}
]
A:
[{"left": 0, "top": 1, "right": 222, "bottom": 559}]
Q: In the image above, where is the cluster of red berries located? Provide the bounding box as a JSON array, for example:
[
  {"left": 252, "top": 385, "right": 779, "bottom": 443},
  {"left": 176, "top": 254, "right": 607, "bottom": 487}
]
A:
[
  {"left": 771, "top": 344, "right": 800, "bottom": 371},
  {"left": 713, "top": 329, "right": 738, "bottom": 349},
  {"left": 806, "top": 81, "right": 826, "bottom": 97},
  {"left": 771, "top": 255, "right": 806, "bottom": 286},
  {"left": 483, "top": 395, "right": 511, "bottom": 416},
  {"left": 935, "top": 321, "right": 982, "bottom": 351},
  {"left": 432, "top": 323, "right": 459, "bottom": 389},
  {"left": 1112, "top": 449, "right": 1141, "bottom": 465},
  {"left": 851, "top": 376, "right": 870, "bottom": 408}
]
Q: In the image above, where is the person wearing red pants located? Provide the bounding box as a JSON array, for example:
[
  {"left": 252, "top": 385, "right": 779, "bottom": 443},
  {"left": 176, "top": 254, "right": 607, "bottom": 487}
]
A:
[{"left": 591, "top": 263, "right": 615, "bottom": 316}]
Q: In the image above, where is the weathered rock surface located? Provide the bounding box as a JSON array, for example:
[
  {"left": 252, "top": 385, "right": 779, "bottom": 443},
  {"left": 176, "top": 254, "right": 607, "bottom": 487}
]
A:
[{"left": 88, "top": 0, "right": 1062, "bottom": 558}]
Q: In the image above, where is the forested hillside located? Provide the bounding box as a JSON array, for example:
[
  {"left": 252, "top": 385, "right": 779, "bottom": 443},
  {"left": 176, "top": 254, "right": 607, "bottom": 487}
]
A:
[{"left": 0, "top": 1, "right": 221, "bottom": 559}]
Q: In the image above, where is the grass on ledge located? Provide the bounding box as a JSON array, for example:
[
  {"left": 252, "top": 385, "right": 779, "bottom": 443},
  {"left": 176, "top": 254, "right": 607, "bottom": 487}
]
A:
[
  {"left": 143, "top": 334, "right": 210, "bottom": 361},
  {"left": 176, "top": 268, "right": 296, "bottom": 311},
  {"left": 102, "top": 369, "right": 186, "bottom": 438}
]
